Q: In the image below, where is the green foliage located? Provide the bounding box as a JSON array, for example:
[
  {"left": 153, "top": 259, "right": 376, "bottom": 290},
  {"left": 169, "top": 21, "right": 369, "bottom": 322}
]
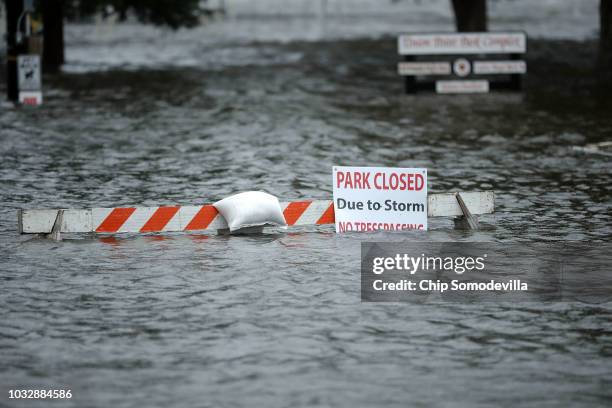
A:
[
  {"left": 118, "top": 0, "right": 201, "bottom": 29},
  {"left": 63, "top": 0, "right": 202, "bottom": 29}
]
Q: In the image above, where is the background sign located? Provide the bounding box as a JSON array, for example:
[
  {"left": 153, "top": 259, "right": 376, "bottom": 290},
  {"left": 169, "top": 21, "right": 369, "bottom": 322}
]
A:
[
  {"left": 436, "top": 80, "right": 489, "bottom": 94},
  {"left": 332, "top": 166, "right": 427, "bottom": 233},
  {"left": 397, "top": 32, "right": 527, "bottom": 94},
  {"left": 17, "top": 55, "right": 42, "bottom": 91},
  {"left": 398, "top": 32, "right": 526, "bottom": 55},
  {"left": 18, "top": 91, "right": 43, "bottom": 106},
  {"left": 473, "top": 60, "right": 527, "bottom": 74},
  {"left": 398, "top": 61, "right": 451, "bottom": 76}
]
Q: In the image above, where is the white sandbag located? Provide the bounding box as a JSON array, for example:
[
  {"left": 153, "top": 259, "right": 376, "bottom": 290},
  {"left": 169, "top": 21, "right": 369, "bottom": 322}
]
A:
[{"left": 213, "top": 191, "right": 287, "bottom": 232}]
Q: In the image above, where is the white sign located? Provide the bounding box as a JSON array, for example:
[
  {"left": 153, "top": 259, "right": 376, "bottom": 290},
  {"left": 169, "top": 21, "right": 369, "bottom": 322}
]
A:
[
  {"left": 453, "top": 58, "right": 471, "bottom": 77},
  {"left": 18, "top": 91, "right": 43, "bottom": 106},
  {"left": 398, "top": 62, "right": 451, "bottom": 76},
  {"left": 398, "top": 32, "right": 526, "bottom": 56},
  {"left": 17, "top": 55, "right": 42, "bottom": 91},
  {"left": 473, "top": 60, "right": 527, "bottom": 74},
  {"left": 436, "top": 80, "right": 489, "bottom": 94},
  {"left": 332, "top": 166, "right": 427, "bottom": 233}
]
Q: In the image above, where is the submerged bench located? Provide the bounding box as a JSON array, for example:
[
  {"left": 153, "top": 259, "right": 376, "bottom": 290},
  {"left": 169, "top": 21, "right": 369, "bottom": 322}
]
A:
[{"left": 18, "top": 191, "right": 494, "bottom": 238}]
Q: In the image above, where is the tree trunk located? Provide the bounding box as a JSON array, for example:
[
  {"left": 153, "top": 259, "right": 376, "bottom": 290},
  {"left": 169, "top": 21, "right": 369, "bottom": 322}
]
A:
[
  {"left": 451, "top": 0, "right": 487, "bottom": 32},
  {"left": 601, "top": 0, "right": 612, "bottom": 69},
  {"left": 42, "top": 0, "right": 65, "bottom": 73},
  {"left": 5, "top": 0, "right": 24, "bottom": 101}
]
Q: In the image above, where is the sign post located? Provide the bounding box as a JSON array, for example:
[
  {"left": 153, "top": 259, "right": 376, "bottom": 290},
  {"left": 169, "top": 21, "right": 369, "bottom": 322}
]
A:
[
  {"left": 332, "top": 166, "right": 428, "bottom": 233},
  {"left": 17, "top": 54, "right": 42, "bottom": 105}
]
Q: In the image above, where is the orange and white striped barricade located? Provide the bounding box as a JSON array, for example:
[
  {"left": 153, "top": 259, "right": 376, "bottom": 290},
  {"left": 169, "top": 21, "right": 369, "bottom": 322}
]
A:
[{"left": 18, "top": 191, "right": 494, "bottom": 238}]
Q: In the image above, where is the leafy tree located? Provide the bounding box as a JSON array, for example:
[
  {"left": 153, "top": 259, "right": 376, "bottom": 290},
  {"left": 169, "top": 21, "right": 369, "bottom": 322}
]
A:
[
  {"left": 40, "top": 0, "right": 203, "bottom": 71},
  {"left": 65, "top": 0, "right": 201, "bottom": 29}
]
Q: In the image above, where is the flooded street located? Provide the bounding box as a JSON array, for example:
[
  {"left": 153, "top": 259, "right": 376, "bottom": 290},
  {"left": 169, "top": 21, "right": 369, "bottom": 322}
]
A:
[{"left": 1, "top": 1, "right": 612, "bottom": 406}]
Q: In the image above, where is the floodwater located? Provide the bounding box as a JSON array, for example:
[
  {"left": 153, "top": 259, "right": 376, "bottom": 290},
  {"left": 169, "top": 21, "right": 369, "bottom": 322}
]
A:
[{"left": 1, "top": 1, "right": 612, "bottom": 407}]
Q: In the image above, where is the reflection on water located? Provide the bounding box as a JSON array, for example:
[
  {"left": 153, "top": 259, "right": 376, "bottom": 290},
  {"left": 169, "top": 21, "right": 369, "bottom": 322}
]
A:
[{"left": 1, "top": 10, "right": 611, "bottom": 408}]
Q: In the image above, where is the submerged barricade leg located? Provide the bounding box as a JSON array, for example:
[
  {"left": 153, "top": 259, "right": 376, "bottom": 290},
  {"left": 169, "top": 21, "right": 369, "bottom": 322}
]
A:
[
  {"left": 454, "top": 192, "right": 479, "bottom": 230},
  {"left": 47, "top": 209, "right": 64, "bottom": 241}
]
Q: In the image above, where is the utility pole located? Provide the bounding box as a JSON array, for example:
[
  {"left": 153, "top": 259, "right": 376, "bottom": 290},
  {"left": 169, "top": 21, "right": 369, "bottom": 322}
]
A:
[
  {"left": 5, "top": 0, "right": 25, "bottom": 101},
  {"left": 601, "top": 0, "right": 612, "bottom": 70}
]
